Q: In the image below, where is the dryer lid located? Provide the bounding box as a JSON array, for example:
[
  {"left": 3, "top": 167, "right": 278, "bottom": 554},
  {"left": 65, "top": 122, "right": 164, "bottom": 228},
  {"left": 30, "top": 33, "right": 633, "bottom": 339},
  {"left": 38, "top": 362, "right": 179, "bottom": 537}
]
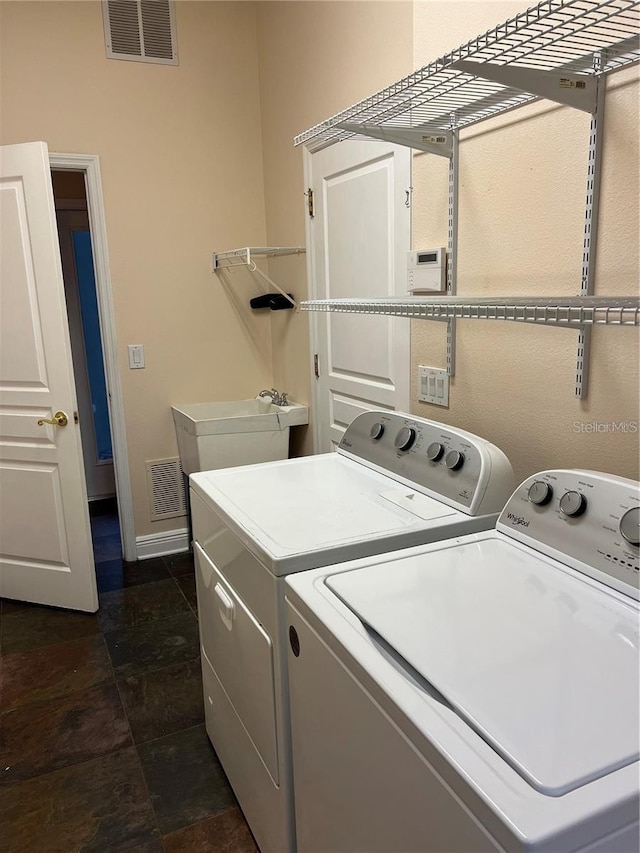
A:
[
  {"left": 326, "top": 537, "right": 640, "bottom": 796},
  {"left": 192, "top": 455, "right": 458, "bottom": 554}
]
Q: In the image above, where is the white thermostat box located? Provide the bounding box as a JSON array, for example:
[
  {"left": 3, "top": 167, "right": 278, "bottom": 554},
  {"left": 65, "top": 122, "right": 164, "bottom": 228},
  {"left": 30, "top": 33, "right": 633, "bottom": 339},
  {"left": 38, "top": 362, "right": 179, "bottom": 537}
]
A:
[{"left": 407, "top": 247, "right": 447, "bottom": 293}]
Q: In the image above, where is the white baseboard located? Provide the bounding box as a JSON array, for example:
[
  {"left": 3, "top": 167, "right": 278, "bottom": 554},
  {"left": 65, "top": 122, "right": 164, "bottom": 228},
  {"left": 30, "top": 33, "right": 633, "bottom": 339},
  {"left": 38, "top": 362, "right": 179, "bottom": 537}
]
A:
[{"left": 136, "top": 528, "right": 190, "bottom": 560}]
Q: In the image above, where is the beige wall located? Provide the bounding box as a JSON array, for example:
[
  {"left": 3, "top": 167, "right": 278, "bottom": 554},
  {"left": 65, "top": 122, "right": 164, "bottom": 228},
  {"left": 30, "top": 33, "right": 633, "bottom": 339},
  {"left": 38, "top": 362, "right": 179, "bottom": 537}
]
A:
[
  {"left": 255, "top": 0, "right": 414, "bottom": 454},
  {"left": 2, "top": 0, "right": 637, "bottom": 540},
  {"left": 0, "top": 1, "right": 272, "bottom": 536},
  {"left": 411, "top": 1, "right": 640, "bottom": 484}
]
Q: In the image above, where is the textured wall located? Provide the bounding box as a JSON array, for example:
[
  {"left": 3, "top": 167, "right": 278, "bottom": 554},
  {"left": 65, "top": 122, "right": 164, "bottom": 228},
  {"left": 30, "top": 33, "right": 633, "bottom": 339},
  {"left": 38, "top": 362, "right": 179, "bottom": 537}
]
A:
[
  {"left": 255, "top": 0, "right": 414, "bottom": 454},
  {"left": 411, "top": 1, "right": 640, "bottom": 484},
  {"left": 0, "top": 1, "right": 272, "bottom": 536}
]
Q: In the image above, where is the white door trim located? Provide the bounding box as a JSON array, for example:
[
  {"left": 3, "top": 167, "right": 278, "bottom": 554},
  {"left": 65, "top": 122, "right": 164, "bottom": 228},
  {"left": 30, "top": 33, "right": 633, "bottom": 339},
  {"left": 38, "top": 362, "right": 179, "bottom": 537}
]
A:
[{"left": 50, "top": 152, "right": 136, "bottom": 562}]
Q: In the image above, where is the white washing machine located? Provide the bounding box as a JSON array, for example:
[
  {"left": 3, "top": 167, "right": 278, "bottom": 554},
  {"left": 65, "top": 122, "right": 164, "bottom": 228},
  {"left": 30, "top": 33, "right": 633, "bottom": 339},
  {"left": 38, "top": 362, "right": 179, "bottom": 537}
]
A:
[
  {"left": 285, "top": 469, "right": 640, "bottom": 853},
  {"left": 189, "top": 410, "right": 515, "bottom": 853}
]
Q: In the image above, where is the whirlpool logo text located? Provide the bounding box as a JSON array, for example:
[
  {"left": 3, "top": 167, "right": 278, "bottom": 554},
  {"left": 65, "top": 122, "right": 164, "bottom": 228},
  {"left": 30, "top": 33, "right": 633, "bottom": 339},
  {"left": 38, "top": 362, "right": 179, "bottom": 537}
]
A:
[{"left": 506, "top": 512, "right": 530, "bottom": 527}]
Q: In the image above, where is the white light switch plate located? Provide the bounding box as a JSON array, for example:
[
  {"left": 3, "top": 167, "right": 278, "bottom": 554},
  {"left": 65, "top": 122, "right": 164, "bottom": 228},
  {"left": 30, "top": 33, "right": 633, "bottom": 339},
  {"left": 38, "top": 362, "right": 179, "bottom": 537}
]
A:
[
  {"left": 128, "top": 344, "right": 145, "bottom": 369},
  {"left": 418, "top": 365, "right": 449, "bottom": 407}
]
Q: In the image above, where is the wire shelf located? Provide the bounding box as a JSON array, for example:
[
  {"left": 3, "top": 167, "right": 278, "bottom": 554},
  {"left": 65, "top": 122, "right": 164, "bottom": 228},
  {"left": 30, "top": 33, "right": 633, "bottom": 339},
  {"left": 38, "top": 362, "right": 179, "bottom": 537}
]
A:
[
  {"left": 295, "top": 0, "right": 640, "bottom": 150},
  {"left": 301, "top": 296, "right": 640, "bottom": 327},
  {"left": 212, "top": 247, "right": 306, "bottom": 269}
]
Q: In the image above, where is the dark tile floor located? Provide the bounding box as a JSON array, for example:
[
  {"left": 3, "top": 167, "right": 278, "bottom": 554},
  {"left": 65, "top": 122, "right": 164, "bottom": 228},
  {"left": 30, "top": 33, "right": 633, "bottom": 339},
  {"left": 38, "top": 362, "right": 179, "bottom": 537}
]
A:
[{"left": 0, "top": 499, "right": 259, "bottom": 853}]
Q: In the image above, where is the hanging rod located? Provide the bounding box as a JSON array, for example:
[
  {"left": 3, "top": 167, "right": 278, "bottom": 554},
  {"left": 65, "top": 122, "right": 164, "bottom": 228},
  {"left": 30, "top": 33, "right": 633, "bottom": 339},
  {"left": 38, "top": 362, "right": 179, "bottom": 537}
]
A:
[
  {"left": 212, "top": 246, "right": 306, "bottom": 311},
  {"left": 295, "top": 0, "right": 640, "bottom": 151},
  {"left": 300, "top": 296, "right": 640, "bottom": 327}
]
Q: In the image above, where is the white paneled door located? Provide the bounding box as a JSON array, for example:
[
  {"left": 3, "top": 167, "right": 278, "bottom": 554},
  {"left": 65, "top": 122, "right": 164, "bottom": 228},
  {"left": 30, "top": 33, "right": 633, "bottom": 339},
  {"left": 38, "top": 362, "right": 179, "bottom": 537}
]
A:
[
  {"left": 306, "top": 141, "right": 411, "bottom": 452},
  {"left": 0, "top": 142, "right": 97, "bottom": 611}
]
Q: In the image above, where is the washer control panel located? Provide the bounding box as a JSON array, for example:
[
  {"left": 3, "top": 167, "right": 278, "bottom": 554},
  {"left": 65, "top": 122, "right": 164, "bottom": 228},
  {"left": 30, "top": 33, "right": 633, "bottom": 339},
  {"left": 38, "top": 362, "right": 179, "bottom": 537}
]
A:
[
  {"left": 337, "top": 411, "right": 514, "bottom": 516},
  {"left": 498, "top": 469, "right": 640, "bottom": 597}
]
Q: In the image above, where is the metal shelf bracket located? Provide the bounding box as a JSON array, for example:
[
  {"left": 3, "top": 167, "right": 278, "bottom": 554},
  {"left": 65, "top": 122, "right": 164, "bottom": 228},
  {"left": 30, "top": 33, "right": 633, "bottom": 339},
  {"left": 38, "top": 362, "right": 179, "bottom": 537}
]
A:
[
  {"left": 451, "top": 60, "right": 598, "bottom": 113},
  {"left": 337, "top": 123, "right": 453, "bottom": 158}
]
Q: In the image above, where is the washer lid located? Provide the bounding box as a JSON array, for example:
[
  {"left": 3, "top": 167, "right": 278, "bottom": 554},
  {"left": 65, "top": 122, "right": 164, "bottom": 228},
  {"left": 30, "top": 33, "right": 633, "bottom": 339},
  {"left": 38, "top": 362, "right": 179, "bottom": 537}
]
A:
[
  {"left": 192, "top": 455, "right": 457, "bottom": 555},
  {"left": 326, "top": 537, "right": 640, "bottom": 796}
]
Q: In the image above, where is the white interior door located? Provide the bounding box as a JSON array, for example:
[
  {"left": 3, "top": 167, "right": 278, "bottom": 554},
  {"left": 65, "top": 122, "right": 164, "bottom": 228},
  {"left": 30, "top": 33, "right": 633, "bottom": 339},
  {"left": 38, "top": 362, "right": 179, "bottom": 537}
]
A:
[
  {"left": 0, "top": 141, "right": 97, "bottom": 611},
  {"left": 306, "top": 141, "right": 411, "bottom": 452}
]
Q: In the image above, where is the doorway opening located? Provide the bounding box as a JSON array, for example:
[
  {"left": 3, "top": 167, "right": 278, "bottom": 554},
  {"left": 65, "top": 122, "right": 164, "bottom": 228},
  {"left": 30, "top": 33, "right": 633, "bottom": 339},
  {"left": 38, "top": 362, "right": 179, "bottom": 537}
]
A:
[
  {"left": 52, "top": 170, "right": 122, "bottom": 565},
  {"left": 49, "top": 154, "right": 136, "bottom": 564}
]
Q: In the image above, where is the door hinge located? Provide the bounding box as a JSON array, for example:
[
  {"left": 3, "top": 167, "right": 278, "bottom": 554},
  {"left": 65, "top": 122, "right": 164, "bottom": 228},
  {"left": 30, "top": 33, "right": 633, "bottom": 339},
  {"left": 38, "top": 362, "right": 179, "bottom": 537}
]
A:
[
  {"left": 73, "top": 411, "right": 79, "bottom": 424},
  {"left": 306, "top": 188, "right": 314, "bottom": 218},
  {"left": 314, "top": 354, "right": 320, "bottom": 378}
]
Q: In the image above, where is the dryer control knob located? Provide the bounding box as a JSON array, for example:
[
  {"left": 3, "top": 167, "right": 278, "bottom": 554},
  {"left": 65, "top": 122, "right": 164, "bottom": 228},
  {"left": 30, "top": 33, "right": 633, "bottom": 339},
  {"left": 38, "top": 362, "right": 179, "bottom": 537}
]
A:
[
  {"left": 528, "top": 481, "right": 553, "bottom": 506},
  {"left": 619, "top": 507, "right": 640, "bottom": 547},
  {"left": 559, "top": 490, "right": 587, "bottom": 518},
  {"left": 445, "top": 450, "right": 465, "bottom": 471},
  {"left": 370, "top": 423, "right": 385, "bottom": 440},
  {"left": 394, "top": 427, "right": 416, "bottom": 452},
  {"left": 426, "top": 442, "right": 445, "bottom": 462}
]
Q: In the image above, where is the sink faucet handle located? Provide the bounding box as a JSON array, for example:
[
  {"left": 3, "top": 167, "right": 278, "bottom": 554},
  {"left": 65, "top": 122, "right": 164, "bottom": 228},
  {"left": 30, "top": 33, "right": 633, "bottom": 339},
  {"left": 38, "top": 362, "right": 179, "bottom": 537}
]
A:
[{"left": 279, "top": 392, "right": 289, "bottom": 406}]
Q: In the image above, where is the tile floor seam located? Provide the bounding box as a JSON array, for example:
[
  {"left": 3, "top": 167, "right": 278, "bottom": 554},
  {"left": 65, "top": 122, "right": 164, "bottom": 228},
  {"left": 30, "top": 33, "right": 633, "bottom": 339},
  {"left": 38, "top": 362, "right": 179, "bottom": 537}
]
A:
[
  {"left": 0, "top": 620, "right": 102, "bottom": 658},
  {"left": 132, "top": 719, "right": 205, "bottom": 752},
  {"left": 98, "top": 564, "right": 184, "bottom": 853},
  {"left": 96, "top": 613, "right": 168, "bottom": 849},
  {"left": 0, "top": 633, "right": 113, "bottom": 714},
  {"left": 101, "top": 608, "right": 198, "bottom": 642},
  {"left": 159, "top": 802, "right": 242, "bottom": 843},
  {"left": 0, "top": 741, "right": 135, "bottom": 791},
  {"left": 119, "top": 694, "right": 167, "bottom": 849},
  {"left": 170, "top": 574, "right": 198, "bottom": 617},
  {"left": 104, "top": 650, "right": 201, "bottom": 683},
  {"left": 0, "top": 680, "right": 135, "bottom": 788},
  {"left": 0, "top": 746, "right": 169, "bottom": 852},
  {"left": 113, "top": 657, "right": 203, "bottom": 747},
  {"left": 1, "top": 746, "right": 134, "bottom": 791}
]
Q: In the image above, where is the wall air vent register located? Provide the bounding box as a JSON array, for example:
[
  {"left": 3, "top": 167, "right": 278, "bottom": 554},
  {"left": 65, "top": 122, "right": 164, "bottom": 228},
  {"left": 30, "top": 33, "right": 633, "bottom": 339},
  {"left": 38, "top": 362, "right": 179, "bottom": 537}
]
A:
[
  {"left": 145, "top": 457, "right": 186, "bottom": 521},
  {"left": 103, "top": 0, "right": 178, "bottom": 66}
]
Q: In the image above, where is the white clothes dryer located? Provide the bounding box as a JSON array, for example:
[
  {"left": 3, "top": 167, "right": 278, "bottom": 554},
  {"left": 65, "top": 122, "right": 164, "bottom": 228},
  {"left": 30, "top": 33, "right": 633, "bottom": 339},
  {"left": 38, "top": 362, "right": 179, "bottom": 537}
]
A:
[
  {"left": 285, "top": 469, "right": 640, "bottom": 853},
  {"left": 189, "top": 411, "right": 515, "bottom": 853}
]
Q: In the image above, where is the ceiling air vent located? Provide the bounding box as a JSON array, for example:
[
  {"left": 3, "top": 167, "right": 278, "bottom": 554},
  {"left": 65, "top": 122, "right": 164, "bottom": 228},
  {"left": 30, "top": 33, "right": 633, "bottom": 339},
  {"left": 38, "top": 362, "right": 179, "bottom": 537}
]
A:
[
  {"left": 103, "top": 0, "right": 178, "bottom": 65},
  {"left": 146, "top": 457, "right": 187, "bottom": 521}
]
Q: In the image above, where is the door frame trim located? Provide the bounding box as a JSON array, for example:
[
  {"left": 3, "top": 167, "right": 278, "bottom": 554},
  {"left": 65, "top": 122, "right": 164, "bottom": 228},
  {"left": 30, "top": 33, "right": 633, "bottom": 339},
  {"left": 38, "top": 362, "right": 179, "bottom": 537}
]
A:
[{"left": 50, "top": 152, "right": 136, "bottom": 562}]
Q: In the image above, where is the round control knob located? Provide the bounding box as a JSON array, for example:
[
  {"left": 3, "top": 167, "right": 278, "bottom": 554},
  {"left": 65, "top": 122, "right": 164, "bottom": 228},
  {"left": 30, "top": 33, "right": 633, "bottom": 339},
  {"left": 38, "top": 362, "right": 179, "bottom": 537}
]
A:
[
  {"left": 394, "top": 427, "right": 416, "bottom": 452},
  {"left": 619, "top": 507, "right": 640, "bottom": 547},
  {"left": 559, "top": 490, "right": 587, "bottom": 518},
  {"left": 370, "top": 422, "right": 385, "bottom": 441},
  {"left": 444, "top": 450, "right": 465, "bottom": 471},
  {"left": 528, "top": 481, "right": 553, "bottom": 506},
  {"left": 426, "top": 442, "right": 445, "bottom": 462}
]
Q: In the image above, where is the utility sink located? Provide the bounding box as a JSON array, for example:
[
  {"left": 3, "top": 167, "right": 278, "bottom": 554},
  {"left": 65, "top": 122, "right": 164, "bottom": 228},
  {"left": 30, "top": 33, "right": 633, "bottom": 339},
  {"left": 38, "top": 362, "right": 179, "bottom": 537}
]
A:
[{"left": 172, "top": 398, "right": 308, "bottom": 475}]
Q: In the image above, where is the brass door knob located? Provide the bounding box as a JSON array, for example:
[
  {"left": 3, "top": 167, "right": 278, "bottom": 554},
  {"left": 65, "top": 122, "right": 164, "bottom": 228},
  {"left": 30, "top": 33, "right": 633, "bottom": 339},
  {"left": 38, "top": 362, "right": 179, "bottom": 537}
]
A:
[{"left": 37, "top": 411, "right": 69, "bottom": 427}]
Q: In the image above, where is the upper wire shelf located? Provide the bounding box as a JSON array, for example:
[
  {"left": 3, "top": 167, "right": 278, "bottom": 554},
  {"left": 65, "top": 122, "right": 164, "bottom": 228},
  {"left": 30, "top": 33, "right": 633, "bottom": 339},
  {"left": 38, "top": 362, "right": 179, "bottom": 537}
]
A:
[
  {"left": 300, "top": 296, "right": 640, "bottom": 327},
  {"left": 211, "top": 247, "right": 305, "bottom": 270},
  {"left": 294, "top": 0, "right": 640, "bottom": 151}
]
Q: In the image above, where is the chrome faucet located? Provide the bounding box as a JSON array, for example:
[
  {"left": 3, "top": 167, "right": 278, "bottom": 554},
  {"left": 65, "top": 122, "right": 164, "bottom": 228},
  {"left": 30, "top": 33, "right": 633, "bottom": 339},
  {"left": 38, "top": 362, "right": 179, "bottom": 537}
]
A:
[{"left": 258, "top": 388, "right": 289, "bottom": 406}]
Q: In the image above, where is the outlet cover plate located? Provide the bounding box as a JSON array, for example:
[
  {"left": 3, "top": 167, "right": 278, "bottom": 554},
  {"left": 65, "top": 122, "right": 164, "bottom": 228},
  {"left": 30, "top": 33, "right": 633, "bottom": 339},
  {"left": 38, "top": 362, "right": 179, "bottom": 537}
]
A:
[{"left": 418, "top": 365, "right": 449, "bottom": 407}]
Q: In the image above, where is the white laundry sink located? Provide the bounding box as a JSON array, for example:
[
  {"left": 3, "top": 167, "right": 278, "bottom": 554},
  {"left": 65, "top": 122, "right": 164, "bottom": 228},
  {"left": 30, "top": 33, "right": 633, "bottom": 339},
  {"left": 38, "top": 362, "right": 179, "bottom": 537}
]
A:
[{"left": 172, "top": 398, "right": 308, "bottom": 475}]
